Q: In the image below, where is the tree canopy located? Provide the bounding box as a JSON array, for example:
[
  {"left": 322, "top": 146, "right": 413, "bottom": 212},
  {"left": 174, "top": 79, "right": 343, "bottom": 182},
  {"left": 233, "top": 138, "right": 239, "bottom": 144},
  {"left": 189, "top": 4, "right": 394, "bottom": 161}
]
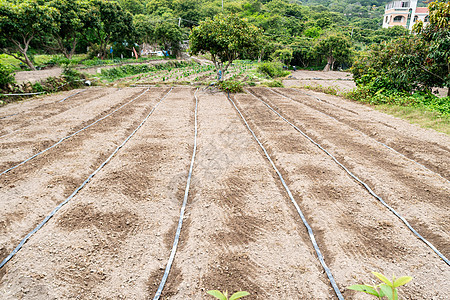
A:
[
  {"left": 0, "top": 0, "right": 58, "bottom": 70},
  {"left": 189, "top": 14, "right": 263, "bottom": 80}
]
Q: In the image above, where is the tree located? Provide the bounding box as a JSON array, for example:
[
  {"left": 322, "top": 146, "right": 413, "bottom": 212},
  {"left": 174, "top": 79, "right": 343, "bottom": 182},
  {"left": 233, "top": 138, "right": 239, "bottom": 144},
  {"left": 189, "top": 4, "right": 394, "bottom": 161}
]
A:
[
  {"left": 172, "top": 0, "right": 202, "bottom": 26},
  {"left": 0, "top": 0, "right": 58, "bottom": 70},
  {"left": 118, "top": 0, "right": 145, "bottom": 15},
  {"left": 290, "top": 37, "right": 314, "bottom": 68},
  {"left": 272, "top": 48, "right": 293, "bottom": 65},
  {"left": 145, "top": 0, "right": 172, "bottom": 15},
  {"left": 81, "top": 0, "right": 133, "bottom": 59},
  {"left": 153, "top": 20, "right": 183, "bottom": 55},
  {"left": 414, "top": 1, "right": 450, "bottom": 95},
  {"left": 133, "top": 14, "right": 153, "bottom": 45},
  {"left": 189, "top": 14, "right": 263, "bottom": 80},
  {"left": 46, "top": 0, "right": 85, "bottom": 59},
  {"left": 314, "top": 33, "right": 352, "bottom": 71},
  {"left": 351, "top": 36, "right": 431, "bottom": 93}
]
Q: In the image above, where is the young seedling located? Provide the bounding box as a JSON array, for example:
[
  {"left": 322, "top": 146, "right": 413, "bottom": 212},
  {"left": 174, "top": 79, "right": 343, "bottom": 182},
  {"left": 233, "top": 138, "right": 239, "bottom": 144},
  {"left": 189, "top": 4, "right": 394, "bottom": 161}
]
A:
[
  {"left": 348, "top": 271, "right": 412, "bottom": 300},
  {"left": 207, "top": 290, "right": 250, "bottom": 300}
]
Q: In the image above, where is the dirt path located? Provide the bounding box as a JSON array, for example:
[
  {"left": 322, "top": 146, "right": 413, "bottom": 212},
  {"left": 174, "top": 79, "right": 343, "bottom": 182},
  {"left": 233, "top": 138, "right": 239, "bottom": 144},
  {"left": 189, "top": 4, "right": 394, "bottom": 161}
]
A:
[
  {"left": 0, "top": 87, "right": 448, "bottom": 299},
  {"left": 14, "top": 60, "right": 186, "bottom": 84},
  {"left": 282, "top": 70, "right": 355, "bottom": 93}
]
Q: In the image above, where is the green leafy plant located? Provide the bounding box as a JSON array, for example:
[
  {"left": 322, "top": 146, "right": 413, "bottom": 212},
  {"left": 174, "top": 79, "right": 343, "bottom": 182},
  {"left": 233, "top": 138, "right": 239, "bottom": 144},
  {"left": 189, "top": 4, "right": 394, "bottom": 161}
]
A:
[
  {"left": 0, "top": 62, "right": 15, "bottom": 88},
  {"left": 265, "top": 80, "right": 284, "bottom": 88},
  {"left": 348, "top": 271, "right": 412, "bottom": 300},
  {"left": 218, "top": 80, "right": 243, "bottom": 93},
  {"left": 207, "top": 290, "right": 250, "bottom": 300},
  {"left": 257, "top": 62, "right": 290, "bottom": 78}
]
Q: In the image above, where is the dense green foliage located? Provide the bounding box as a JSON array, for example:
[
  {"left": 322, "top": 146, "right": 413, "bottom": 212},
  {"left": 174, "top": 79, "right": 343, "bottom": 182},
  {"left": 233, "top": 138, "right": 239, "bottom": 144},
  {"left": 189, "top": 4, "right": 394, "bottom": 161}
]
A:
[
  {"left": 0, "top": 0, "right": 58, "bottom": 70},
  {"left": 0, "top": 61, "right": 15, "bottom": 88},
  {"left": 257, "top": 61, "right": 289, "bottom": 78},
  {"left": 349, "top": 0, "right": 449, "bottom": 116},
  {"left": 1, "top": 0, "right": 413, "bottom": 72},
  {"left": 218, "top": 80, "right": 244, "bottom": 93}
]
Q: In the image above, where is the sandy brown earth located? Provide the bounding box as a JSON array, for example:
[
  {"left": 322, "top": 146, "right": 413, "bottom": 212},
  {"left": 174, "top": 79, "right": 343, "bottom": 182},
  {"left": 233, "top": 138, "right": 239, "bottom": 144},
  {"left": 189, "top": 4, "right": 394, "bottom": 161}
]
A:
[{"left": 0, "top": 86, "right": 449, "bottom": 299}]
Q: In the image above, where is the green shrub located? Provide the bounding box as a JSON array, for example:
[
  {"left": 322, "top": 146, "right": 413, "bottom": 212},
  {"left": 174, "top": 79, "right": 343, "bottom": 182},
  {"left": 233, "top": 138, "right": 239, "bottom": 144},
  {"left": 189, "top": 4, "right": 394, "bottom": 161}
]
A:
[
  {"left": 44, "top": 56, "right": 71, "bottom": 67},
  {"left": 62, "top": 68, "right": 85, "bottom": 88},
  {"left": 345, "top": 87, "right": 449, "bottom": 116},
  {"left": 0, "top": 62, "right": 15, "bottom": 88},
  {"left": 218, "top": 80, "right": 243, "bottom": 93},
  {"left": 265, "top": 80, "right": 284, "bottom": 87},
  {"left": 32, "top": 82, "right": 44, "bottom": 92},
  {"left": 257, "top": 61, "right": 290, "bottom": 78}
]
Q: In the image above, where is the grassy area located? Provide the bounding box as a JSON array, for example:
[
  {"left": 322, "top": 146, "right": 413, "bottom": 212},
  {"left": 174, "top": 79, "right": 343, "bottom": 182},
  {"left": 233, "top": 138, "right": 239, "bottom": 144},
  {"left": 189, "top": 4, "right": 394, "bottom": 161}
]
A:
[
  {"left": 374, "top": 105, "right": 450, "bottom": 135},
  {"left": 0, "top": 54, "right": 23, "bottom": 69},
  {"left": 297, "top": 85, "right": 449, "bottom": 135}
]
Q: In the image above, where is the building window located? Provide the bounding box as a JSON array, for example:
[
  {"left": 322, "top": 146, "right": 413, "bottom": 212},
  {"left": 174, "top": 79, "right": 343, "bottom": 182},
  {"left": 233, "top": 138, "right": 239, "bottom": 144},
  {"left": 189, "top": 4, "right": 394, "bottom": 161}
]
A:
[
  {"left": 393, "top": 16, "right": 404, "bottom": 22},
  {"left": 385, "top": 16, "right": 389, "bottom": 23},
  {"left": 401, "top": 1, "right": 410, "bottom": 7},
  {"left": 413, "top": 15, "right": 418, "bottom": 22}
]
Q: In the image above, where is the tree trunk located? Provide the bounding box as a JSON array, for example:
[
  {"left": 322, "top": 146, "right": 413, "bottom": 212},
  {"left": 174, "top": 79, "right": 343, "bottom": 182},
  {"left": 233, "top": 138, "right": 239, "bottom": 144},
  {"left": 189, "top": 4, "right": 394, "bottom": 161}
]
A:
[
  {"left": 9, "top": 36, "right": 37, "bottom": 71},
  {"left": 23, "top": 53, "right": 36, "bottom": 71},
  {"left": 323, "top": 56, "right": 335, "bottom": 72},
  {"left": 66, "top": 39, "right": 78, "bottom": 60}
]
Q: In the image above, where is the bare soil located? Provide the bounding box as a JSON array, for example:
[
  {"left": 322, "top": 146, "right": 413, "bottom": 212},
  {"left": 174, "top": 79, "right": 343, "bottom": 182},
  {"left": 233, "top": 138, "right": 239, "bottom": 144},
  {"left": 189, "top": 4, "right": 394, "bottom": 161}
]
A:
[
  {"left": 283, "top": 70, "right": 356, "bottom": 93},
  {"left": 0, "top": 86, "right": 448, "bottom": 299}
]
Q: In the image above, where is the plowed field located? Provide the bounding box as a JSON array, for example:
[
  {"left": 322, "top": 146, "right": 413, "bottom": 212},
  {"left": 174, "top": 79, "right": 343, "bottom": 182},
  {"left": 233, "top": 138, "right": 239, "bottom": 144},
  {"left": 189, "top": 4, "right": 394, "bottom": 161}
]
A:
[{"left": 0, "top": 86, "right": 449, "bottom": 299}]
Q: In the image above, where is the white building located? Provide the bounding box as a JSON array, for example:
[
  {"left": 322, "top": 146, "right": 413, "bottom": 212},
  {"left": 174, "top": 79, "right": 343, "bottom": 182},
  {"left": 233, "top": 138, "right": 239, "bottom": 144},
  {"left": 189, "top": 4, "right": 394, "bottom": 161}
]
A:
[{"left": 382, "top": 0, "right": 429, "bottom": 30}]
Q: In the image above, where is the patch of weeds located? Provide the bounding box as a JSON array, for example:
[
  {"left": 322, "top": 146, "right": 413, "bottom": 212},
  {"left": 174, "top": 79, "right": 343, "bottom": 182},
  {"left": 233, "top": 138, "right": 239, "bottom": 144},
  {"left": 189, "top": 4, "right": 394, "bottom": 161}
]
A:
[
  {"left": 257, "top": 61, "right": 290, "bottom": 78},
  {"left": 265, "top": 80, "right": 284, "bottom": 88},
  {"left": 1, "top": 67, "right": 88, "bottom": 105},
  {"left": 218, "top": 80, "right": 243, "bottom": 93},
  {"left": 0, "top": 62, "right": 15, "bottom": 88},
  {"left": 32, "top": 82, "right": 44, "bottom": 92},
  {"left": 302, "top": 84, "right": 339, "bottom": 95}
]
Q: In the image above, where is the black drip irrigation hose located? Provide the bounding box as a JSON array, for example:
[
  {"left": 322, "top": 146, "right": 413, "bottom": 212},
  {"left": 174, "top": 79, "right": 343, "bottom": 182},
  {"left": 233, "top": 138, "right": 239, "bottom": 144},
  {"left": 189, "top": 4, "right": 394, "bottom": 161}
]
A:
[
  {"left": 153, "top": 88, "right": 198, "bottom": 300},
  {"left": 0, "top": 87, "right": 173, "bottom": 270},
  {"left": 58, "top": 89, "right": 87, "bottom": 103},
  {"left": 0, "top": 88, "right": 150, "bottom": 177},
  {"left": 0, "top": 113, "right": 19, "bottom": 120},
  {"left": 268, "top": 88, "right": 450, "bottom": 184},
  {"left": 0, "top": 91, "right": 46, "bottom": 96},
  {"left": 246, "top": 89, "right": 450, "bottom": 266},
  {"left": 227, "top": 94, "right": 345, "bottom": 300}
]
